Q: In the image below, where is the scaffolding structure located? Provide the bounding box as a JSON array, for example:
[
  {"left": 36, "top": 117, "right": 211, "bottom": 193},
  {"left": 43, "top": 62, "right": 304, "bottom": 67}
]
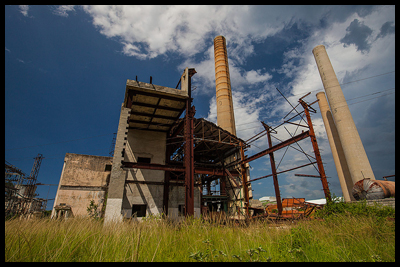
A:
[{"left": 5, "top": 154, "right": 46, "bottom": 218}]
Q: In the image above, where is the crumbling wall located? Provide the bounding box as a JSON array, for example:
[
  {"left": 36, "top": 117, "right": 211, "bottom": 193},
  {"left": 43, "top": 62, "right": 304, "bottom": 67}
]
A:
[{"left": 52, "top": 153, "right": 112, "bottom": 218}]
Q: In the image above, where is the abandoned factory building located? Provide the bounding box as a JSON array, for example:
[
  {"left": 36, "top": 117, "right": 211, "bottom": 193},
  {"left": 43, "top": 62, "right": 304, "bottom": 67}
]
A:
[{"left": 52, "top": 67, "right": 253, "bottom": 221}]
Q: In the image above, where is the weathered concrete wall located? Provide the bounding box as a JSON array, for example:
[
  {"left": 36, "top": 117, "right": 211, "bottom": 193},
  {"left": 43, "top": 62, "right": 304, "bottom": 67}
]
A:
[
  {"left": 122, "top": 129, "right": 167, "bottom": 219},
  {"left": 52, "top": 153, "right": 112, "bottom": 218}
]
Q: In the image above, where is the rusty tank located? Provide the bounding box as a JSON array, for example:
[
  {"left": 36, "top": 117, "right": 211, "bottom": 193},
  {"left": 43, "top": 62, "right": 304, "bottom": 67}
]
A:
[{"left": 352, "top": 178, "right": 395, "bottom": 200}]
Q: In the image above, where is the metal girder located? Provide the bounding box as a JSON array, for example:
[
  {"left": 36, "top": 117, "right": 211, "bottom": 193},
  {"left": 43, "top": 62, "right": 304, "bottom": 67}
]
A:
[
  {"left": 266, "top": 126, "right": 282, "bottom": 216},
  {"left": 121, "top": 161, "right": 240, "bottom": 177},
  {"left": 242, "top": 130, "right": 310, "bottom": 164},
  {"left": 299, "top": 99, "right": 331, "bottom": 201}
]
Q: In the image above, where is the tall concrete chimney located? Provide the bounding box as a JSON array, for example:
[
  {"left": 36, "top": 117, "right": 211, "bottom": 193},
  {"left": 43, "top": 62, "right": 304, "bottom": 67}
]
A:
[
  {"left": 316, "top": 92, "right": 354, "bottom": 202},
  {"left": 214, "top": 35, "right": 236, "bottom": 135},
  {"left": 312, "top": 45, "right": 375, "bottom": 184}
]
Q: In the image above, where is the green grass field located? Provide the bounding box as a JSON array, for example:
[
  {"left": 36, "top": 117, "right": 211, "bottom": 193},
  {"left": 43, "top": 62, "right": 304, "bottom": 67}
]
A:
[{"left": 5, "top": 208, "right": 395, "bottom": 262}]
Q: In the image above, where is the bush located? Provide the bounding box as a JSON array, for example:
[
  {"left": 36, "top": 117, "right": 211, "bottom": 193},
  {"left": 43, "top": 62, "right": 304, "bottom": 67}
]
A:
[{"left": 315, "top": 195, "right": 395, "bottom": 220}]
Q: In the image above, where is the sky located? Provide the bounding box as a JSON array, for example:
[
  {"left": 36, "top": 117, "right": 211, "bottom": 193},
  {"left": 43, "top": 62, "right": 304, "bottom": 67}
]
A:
[{"left": 5, "top": 5, "right": 395, "bottom": 210}]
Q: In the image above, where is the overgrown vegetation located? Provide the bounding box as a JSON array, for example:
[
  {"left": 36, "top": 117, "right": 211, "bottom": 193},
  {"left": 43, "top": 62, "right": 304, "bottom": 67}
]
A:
[
  {"left": 315, "top": 196, "right": 395, "bottom": 220},
  {"left": 5, "top": 201, "right": 395, "bottom": 262}
]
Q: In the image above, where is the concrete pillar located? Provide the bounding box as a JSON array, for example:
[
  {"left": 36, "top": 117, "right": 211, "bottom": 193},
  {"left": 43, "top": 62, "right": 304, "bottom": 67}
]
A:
[
  {"left": 214, "top": 36, "right": 236, "bottom": 135},
  {"left": 312, "top": 45, "right": 375, "bottom": 184},
  {"left": 104, "top": 105, "right": 131, "bottom": 224},
  {"left": 316, "top": 92, "right": 354, "bottom": 202}
]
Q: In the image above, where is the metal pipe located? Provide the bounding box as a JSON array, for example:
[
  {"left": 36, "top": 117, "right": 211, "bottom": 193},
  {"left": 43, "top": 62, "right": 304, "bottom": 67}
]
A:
[
  {"left": 214, "top": 36, "right": 236, "bottom": 135},
  {"left": 352, "top": 178, "right": 395, "bottom": 200}
]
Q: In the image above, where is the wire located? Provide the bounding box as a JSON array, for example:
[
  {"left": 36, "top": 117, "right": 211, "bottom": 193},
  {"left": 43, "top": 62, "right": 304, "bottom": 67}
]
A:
[
  {"left": 235, "top": 87, "right": 395, "bottom": 131},
  {"left": 207, "top": 70, "right": 395, "bottom": 116},
  {"left": 291, "top": 70, "right": 395, "bottom": 97}
]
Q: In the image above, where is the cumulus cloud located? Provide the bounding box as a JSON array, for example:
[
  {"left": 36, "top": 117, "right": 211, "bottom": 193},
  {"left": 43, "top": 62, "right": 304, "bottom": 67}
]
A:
[{"left": 244, "top": 70, "right": 272, "bottom": 84}]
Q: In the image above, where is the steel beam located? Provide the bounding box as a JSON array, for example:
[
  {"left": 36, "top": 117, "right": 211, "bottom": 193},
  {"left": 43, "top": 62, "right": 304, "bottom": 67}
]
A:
[
  {"left": 242, "top": 131, "right": 310, "bottom": 164},
  {"left": 240, "top": 141, "right": 250, "bottom": 217},
  {"left": 266, "top": 125, "right": 282, "bottom": 215},
  {"left": 299, "top": 99, "right": 331, "bottom": 201},
  {"left": 121, "top": 161, "right": 240, "bottom": 177}
]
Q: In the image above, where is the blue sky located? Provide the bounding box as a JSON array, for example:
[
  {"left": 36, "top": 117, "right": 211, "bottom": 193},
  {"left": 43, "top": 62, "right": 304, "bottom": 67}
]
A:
[{"left": 5, "top": 5, "right": 395, "bottom": 209}]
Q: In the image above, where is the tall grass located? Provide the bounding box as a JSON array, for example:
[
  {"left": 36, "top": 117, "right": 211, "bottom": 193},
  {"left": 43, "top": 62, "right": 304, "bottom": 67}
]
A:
[{"left": 5, "top": 213, "right": 395, "bottom": 262}]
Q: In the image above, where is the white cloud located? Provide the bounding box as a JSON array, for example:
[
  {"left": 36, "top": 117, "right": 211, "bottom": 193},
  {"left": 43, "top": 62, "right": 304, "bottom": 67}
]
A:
[
  {"left": 19, "top": 5, "right": 29, "bottom": 17},
  {"left": 244, "top": 70, "right": 272, "bottom": 84},
  {"left": 52, "top": 5, "right": 76, "bottom": 17}
]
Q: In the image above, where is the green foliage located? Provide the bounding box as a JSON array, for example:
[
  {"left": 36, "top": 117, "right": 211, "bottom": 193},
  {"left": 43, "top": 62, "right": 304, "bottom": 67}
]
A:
[
  {"left": 315, "top": 194, "right": 395, "bottom": 221},
  {"left": 87, "top": 200, "right": 100, "bottom": 219}
]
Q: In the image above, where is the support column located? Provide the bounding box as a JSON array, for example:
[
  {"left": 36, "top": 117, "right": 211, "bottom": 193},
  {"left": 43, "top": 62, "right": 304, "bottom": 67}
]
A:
[
  {"left": 104, "top": 105, "right": 131, "bottom": 224},
  {"left": 182, "top": 67, "right": 196, "bottom": 217},
  {"left": 312, "top": 45, "right": 375, "bottom": 183},
  {"left": 239, "top": 141, "right": 249, "bottom": 217},
  {"left": 316, "top": 92, "right": 354, "bottom": 202},
  {"left": 299, "top": 99, "right": 331, "bottom": 201},
  {"left": 265, "top": 126, "right": 283, "bottom": 215},
  {"left": 184, "top": 101, "right": 195, "bottom": 216}
]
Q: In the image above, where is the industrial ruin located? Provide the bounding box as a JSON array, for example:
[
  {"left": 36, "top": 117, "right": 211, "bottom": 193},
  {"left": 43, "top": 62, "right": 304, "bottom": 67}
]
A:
[
  {"left": 48, "top": 38, "right": 395, "bottom": 221},
  {"left": 5, "top": 154, "right": 47, "bottom": 219},
  {"left": 6, "top": 36, "right": 393, "bottom": 221}
]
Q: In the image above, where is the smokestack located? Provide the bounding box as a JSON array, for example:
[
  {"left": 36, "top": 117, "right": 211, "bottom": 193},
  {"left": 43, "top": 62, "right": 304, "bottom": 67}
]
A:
[
  {"left": 214, "top": 35, "right": 236, "bottom": 135},
  {"left": 312, "top": 45, "right": 375, "bottom": 184},
  {"left": 316, "top": 92, "right": 354, "bottom": 202}
]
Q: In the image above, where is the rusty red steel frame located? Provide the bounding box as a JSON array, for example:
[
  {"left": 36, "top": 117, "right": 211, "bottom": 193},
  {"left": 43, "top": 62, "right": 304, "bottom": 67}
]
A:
[{"left": 238, "top": 94, "right": 331, "bottom": 217}]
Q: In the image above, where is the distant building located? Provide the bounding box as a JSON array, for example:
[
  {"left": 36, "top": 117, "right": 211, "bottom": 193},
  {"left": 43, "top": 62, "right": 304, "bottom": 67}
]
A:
[{"left": 259, "top": 196, "right": 276, "bottom": 202}]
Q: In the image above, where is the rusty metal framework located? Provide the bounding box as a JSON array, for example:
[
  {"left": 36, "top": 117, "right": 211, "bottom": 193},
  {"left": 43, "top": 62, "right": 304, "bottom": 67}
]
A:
[
  {"left": 240, "top": 91, "right": 331, "bottom": 218},
  {"left": 5, "top": 154, "right": 46, "bottom": 218}
]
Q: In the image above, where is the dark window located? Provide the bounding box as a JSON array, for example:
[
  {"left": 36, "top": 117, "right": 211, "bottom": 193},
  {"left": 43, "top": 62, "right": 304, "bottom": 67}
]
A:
[
  {"left": 104, "top": 164, "right": 112, "bottom": 171},
  {"left": 178, "top": 204, "right": 185, "bottom": 216},
  {"left": 137, "top": 157, "right": 151, "bottom": 164},
  {"left": 132, "top": 204, "right": 147, "bottom": 217}
]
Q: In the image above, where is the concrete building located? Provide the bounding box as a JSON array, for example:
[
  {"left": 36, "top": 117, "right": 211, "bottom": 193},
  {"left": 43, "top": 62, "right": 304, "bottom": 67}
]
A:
[
  {"left": 52, "top": 37, "right": 253, "bottom": 222},
  {"left": 312, "top": 45, "right": 375, "bottom": 188},
  {"left": 51, "top": 68, "right": 252, "bottom": 223},
  {"left": 101, "top": 67, "right": 252, "bottom": 223},
  {"left": 51, "top": 153, "right": 112, "bottom": 218}
]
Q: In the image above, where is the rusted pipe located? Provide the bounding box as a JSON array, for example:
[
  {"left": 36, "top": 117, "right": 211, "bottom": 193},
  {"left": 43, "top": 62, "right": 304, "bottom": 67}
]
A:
[{"left": 352, "top": 178, "right": 395, "bottom": 200}]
